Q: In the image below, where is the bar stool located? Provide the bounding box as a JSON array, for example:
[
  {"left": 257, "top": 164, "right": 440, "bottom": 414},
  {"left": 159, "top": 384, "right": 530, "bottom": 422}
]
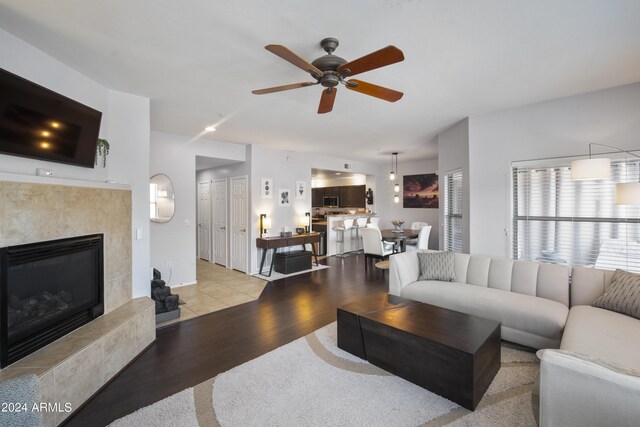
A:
[
  {"left": 333, "top": 220, "right": 348, "bottom": 257},
  {"left": 343, "top": 218, "right": 356, "bottom": 255},
  {"left": 354, "top": 217, "right": 368, "bottom": 251}
]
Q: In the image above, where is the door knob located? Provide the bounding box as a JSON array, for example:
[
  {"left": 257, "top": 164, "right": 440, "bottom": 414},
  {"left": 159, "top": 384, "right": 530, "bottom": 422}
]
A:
[
  {"left": 240, "top": 228, "right": 246, "bottom": 232},
  {"left": 221, "top": 227, "right": 226, "bottom": 230}
]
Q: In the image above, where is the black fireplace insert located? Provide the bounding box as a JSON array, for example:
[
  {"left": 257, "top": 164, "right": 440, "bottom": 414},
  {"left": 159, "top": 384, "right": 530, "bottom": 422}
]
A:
[{"left": 0, "top": 234, "right": 104, "bottom": 368}]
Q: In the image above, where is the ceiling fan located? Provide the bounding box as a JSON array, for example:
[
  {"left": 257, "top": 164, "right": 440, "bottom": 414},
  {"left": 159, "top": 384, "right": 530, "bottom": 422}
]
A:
[{"left": 252, "top": 37, "right": 404, "bottom": 114}]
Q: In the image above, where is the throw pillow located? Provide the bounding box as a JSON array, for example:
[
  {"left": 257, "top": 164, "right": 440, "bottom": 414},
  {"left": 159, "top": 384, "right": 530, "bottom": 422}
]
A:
[
  {"left": 417, "top": 251, "right": 456, "bottom": 282},
  {"left": 592, "top": 269, "right": 640, "bottom": 320}
]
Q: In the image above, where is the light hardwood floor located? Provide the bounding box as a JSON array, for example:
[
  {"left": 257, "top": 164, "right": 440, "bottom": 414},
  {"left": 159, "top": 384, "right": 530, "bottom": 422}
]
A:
[{"left": 156, "top": 259, "right": 268, "bottom": 326}]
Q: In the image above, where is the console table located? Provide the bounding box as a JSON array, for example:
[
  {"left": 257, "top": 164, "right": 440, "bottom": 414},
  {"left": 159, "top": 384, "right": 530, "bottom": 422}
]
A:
[{"left": 256, "top": 233, "right": 320, "bottom": 277}]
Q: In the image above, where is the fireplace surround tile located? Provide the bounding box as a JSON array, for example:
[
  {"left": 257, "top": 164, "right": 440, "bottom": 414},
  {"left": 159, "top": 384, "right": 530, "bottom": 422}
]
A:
[
  {"left": 101, "top": 320, "right": 137, "bottom": 385},
  {"left": 3, "top": 183, "right": 65, "bottom": 246},
  {"left": 0, "top": 179, "right": 152, "bottom": 426},
  {"left": 61, "top": 187, "right": 108, "bottom": 236},
  {"left": 105, "top": 272, "right": 133, "bottom": 314},
  {"left": 105, "top": 231, "right": 132, "bottom": 280},
  {"left": 0, "top": 180, "right": 133, "bottom": 315},
  {"left": 53, "top": 339, "right": 104, "bottom": 425},
  {"left": 38, "top": 370, "right": 55, "bottom": 427}
]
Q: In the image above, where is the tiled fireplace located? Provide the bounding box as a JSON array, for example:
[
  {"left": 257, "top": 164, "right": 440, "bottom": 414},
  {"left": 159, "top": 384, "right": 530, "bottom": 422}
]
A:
[{"left": 0, "top": 178, "right": 155, "bottom": 426}]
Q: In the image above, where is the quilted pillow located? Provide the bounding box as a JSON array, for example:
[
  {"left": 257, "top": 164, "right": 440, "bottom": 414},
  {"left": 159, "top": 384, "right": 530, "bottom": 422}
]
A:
[
  {"left": 592, "top": 269, "right": 640, "bottom": 319},
  {"left": 417, "top": 251, "right": 456, "bottom": 282}
]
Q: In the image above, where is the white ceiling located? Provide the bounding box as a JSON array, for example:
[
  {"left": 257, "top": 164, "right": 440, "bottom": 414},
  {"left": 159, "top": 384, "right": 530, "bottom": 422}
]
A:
[
  {"left": 311, "top": 168, "right": 366, "bottom": 180},
  {"left": 1, "top": 1, "right": 639, "bottom": 163}
]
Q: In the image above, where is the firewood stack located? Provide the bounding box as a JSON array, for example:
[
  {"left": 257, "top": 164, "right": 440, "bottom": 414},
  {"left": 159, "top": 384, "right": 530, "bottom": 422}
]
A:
[{"left": 151, "top": 268, "right": 179, "bottom": 314}]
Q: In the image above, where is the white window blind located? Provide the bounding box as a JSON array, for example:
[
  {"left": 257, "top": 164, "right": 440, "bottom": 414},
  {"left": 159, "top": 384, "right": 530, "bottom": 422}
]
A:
[
  {"left": 444, "top": 170, "right": 463, "bottom": 252},
  {"left": 513, "top": 159, "right": 640, "bottom": 272}
]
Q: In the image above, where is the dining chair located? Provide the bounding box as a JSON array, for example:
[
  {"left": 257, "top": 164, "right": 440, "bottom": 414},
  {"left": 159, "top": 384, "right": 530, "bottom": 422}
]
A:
[
  {"left": 406, "top": 225, "right": 432, "bottom": 251},
  {"left": 361, "top": 227, "right": 397, "bottom": 269},
  {"left": 406, "top": 221, "right": 429, "bottom": 247}
]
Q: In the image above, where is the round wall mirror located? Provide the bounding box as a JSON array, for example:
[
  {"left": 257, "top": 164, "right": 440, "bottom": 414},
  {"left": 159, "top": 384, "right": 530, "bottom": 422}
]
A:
[{"left": 150, "top": 173, "right": 175, "bottom": 223}]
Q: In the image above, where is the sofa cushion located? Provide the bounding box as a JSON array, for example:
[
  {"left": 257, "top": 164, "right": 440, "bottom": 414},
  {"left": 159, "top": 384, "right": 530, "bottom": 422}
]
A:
[
  {"left": 561, "top": 305, "right": 640, "bottom": 371},
  {"left": 592, "top": 269, "right": 640, "bottom": 320},
  {"left": 571, "top": 266, "right": 616, "bottom": 306},
  {"left": 466, "top": 256, "right": 492, "bottom": 287},
  {"left": 417, "top": 251, "right": 455, "bottom": 281},
  {"left": 401, "top": 280, "right": 569, "bottom": 348}
]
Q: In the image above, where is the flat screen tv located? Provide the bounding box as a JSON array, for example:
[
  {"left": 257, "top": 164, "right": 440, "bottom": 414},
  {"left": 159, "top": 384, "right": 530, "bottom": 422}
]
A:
[{"left": 0, "top": 68, "right": 102, "bottom": 168}]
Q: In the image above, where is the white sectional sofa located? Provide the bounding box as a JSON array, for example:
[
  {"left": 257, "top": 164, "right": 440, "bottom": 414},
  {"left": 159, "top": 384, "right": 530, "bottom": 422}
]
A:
[
  {"left": 538, "top": 266, "right": 640, "bottom": 427},
  {"left": 389, "top": 251, "right": 570, "bottom": 349}
]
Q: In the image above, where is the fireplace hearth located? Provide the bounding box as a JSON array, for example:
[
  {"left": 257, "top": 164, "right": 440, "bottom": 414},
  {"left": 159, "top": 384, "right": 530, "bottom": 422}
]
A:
[{"left": 1, "top": 234, "right": 104, "bottom": 368}]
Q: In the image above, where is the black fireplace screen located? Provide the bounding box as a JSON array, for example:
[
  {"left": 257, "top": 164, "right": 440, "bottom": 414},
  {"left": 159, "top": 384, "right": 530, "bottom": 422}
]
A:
[{"left": 1, "top": 234, "right": 104, "bottom": 367}]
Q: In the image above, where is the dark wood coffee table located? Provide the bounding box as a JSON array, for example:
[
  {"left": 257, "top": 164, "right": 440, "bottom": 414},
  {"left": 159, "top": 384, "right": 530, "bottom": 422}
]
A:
[{"left": 337, "top": 294, "right": 501, "bottom": 410}]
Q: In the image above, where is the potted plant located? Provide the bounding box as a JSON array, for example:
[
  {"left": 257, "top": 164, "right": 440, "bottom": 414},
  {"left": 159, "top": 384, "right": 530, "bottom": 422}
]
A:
[{"left": 96, "top": 138, "right": 110, "bottom": 167}]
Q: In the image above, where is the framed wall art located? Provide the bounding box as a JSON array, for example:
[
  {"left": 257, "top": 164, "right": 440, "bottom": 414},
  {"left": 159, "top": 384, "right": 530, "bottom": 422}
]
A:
[
  {"left": 279, "top": 188, "right": 291, "bottom": 207},
  {"left": 403, "top": 173, "right": 439, "bottom": 208},
  {"left": 296, "top": 180, "right": 307, "bottom": 199},
  {"left": 261, "top": 178, "right": 273, "bottom": 199}
]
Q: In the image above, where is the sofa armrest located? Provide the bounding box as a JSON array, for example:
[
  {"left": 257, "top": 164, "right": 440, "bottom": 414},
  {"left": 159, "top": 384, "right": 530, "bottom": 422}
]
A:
[
  {"left": 538, "top": 349, "right": 640, "bottom": 427},
  {"left": 389, "top": 251, "right": 420, "bottom": 296}
]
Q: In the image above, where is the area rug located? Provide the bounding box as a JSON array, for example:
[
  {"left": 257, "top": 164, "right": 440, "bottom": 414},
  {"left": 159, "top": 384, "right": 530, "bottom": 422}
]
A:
[
  {"left": 110, "top": 323, "right": 539, "bottom": 427},
  {"left": 253, "top": 263, "right": 329, "bottom": 281}
]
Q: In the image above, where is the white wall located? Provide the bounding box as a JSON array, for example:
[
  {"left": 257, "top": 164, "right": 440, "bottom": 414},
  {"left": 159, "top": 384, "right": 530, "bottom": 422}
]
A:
[
  {"left": 149, "top": 131, "right": 246, "bottom": 286},
  {"left": 375, "top": 159, "right": 439, "bottom": 249},
  {"left": 0, "top": 27, "right": 109, "bottom": 181},
  {"left": 249, "top": 146, "right": 382, "bottom": 274},
  {"left": 107, "top": 90, "right": 151, "bottom": 297},
  {"left": 437, "top": 119, "right": 470, "bottom": 252},
  {"left": 468, "top": 82, "right": 640, "bottom": 258},
  {"left": 311, "top": 174, "right": 366, "bottom": 187},
  {"left": 0, "top": 27, "right": 152, "bottom": 298},
  {"left": 196, "top": 152, "right": 251, "bottom": 268}
]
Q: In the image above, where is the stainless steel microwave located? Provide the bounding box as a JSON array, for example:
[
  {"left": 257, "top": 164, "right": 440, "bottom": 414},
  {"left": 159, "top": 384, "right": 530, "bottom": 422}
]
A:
[{"left": 323, "top": 196, "right": 339, "bottom": 207}]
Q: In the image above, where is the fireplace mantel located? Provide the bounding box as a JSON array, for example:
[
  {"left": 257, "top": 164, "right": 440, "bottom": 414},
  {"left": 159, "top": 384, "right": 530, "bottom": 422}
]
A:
[{"left": 0, "top": 172, "right": 130, "bottom": 190}]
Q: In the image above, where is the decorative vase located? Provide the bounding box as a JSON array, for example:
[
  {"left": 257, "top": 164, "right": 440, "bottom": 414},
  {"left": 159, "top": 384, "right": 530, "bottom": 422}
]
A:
[{"left": 391, "top": 220, "right": 405, "bottom": 232}]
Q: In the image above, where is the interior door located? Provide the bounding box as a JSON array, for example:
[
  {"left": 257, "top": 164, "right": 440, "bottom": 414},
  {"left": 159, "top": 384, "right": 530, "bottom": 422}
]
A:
[
  {"left": 230, "top": 176, "right": 248, "bottom": 273},
  {"left": 212, "top": 178, "right": 227, "bottom": 266},
  {"left": 198, "top": 181, "right": 211, "bottom": 261}
]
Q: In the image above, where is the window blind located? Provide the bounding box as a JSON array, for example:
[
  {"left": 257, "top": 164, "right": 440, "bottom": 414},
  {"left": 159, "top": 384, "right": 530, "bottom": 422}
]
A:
[
  {"left": 513, "top": 159, "right": 640, "bottom": 272},
  {"left": 444, "top": 170, "right": 463, "bottom": 252}
]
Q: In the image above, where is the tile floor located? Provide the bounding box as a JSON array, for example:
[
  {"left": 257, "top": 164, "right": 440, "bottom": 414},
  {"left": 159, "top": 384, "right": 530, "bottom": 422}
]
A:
[{"left": 157, "top": 259, "right": 268, "bottom": 327}]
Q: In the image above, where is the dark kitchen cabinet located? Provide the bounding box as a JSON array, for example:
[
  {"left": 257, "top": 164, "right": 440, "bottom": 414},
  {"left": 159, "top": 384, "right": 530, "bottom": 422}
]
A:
[
  {"left": 312, "top": 185, "right": 366, "bottom": 208},
  {"left": 312, "top": 187, "right": 324, "bottom": 207},
  {"left": 324, "top": 186, "right": 340, "bottom": 197},
  {"left": 339, "top": 185, "right": 366, "bottom": 207}
]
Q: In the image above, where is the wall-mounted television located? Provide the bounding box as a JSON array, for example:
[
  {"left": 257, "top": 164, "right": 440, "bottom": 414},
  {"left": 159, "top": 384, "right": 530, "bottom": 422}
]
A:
[{"left": 0, "top": 68, "right": 102, "bottom": 168}]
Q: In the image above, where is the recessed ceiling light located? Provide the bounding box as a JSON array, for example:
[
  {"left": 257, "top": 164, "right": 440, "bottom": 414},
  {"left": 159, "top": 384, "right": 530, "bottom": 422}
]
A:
[
  {"left": 335, "top": 172, "right": 342, "bottom": 175},
  {"left": 204, "top": 126, "right": 216, "bottom": 132},
  {"left": 50, "top": 121, "right": 60, "bottom": 128},
  {"left": 41, "top": 130, "right": 51, "bottom": 137},
  {"left": 40, "top": 142, "right": 50, "bottom": 149}
]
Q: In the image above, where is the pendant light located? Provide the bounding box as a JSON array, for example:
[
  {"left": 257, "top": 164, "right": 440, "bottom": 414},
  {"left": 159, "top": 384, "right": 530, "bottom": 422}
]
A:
[
  {"left": 389, "top": 152, "right": 398, "bottom": 181},
  {"left": 571, "top": 143, "right": 640, "bottom": 205},
  {"left": 392, "top": 152, "right": 400, "bottom": 203}
]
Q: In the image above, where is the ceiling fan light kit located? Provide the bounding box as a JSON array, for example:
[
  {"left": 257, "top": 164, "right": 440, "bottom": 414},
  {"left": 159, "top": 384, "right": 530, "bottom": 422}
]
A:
[{"left": 252, "top": 37, "right": 405, "bottom": 114}]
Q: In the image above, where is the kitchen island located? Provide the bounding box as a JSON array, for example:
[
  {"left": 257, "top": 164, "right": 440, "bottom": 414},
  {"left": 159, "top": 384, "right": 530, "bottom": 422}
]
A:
[{"left": 313, "top": 213, "right": 375, "bottom": 256}]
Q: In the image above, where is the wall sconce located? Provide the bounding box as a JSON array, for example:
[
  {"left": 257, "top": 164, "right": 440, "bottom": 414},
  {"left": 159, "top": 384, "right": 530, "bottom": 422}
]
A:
[
  {"left": 571, "top": 143, "right": 640, "bottom": 205},
  {"left": 305, "top": 212, "right": 311, "bottom": 233},
  {"left": 259, "top": 214, "right": 272, "bottom": 237}
]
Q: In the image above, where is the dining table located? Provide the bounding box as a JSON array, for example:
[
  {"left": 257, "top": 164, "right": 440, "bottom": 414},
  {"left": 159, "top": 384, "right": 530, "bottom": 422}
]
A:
[{"left": 380, "top": 228, "right": 420, "bottom": 252}]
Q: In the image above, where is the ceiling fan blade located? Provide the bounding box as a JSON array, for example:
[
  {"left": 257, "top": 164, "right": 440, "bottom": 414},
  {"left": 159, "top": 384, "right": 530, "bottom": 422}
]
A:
[
  {"left": 252, "top": 82, "right": 318, "bottom": 95},
  {"left": 337, "top": 45, "right": 404, "bottom": 77},
  {"left": 345, "top": 79, "right": 403, "bottom": 102},
  {"left": 318, "top": 88, "right": 337, "bottom": 114},
  {"left": 265, "top": 45, "right": 324, "bottom": 77}
]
